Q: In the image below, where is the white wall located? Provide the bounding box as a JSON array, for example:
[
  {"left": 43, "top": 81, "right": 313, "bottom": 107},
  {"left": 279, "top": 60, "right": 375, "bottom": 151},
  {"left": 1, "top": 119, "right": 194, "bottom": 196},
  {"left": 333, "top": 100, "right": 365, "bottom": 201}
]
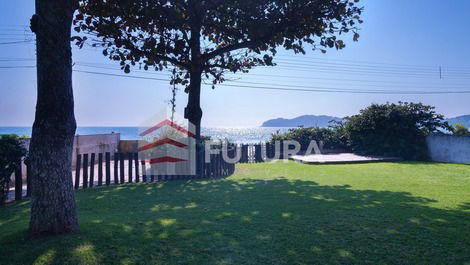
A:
[{"left": 426, "top": 135, "right": 470, "bottom": 164}]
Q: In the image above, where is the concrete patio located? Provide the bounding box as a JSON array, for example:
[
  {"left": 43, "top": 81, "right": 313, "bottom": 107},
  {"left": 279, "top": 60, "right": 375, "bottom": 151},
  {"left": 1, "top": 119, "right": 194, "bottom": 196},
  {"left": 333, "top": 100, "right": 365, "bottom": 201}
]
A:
[{"left": 290, "top": 153, "right": 401, "bottom": 164}]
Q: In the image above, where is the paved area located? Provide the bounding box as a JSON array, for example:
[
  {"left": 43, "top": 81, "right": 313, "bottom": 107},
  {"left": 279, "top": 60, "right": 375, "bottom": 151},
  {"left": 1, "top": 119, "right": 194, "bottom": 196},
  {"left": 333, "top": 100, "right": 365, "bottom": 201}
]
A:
[{"left": 290, "top": 153, "right": 401, "bottom": 164}]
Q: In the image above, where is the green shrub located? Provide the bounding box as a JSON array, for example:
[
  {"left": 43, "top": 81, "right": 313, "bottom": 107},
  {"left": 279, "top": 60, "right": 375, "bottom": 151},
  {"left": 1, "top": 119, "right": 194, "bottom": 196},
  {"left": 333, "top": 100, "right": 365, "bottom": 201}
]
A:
[
  {"left": 0, "top": 135, "right": 27, "bottom": 204},
  {"left": 453, "top": 124, "right": 469, "bottom": 136},
  {"left": 270, "top": 125, "right": 349, "bottom": 151},
  {"left": 342, "top": 102, "right": 451, "bottom": 160}
]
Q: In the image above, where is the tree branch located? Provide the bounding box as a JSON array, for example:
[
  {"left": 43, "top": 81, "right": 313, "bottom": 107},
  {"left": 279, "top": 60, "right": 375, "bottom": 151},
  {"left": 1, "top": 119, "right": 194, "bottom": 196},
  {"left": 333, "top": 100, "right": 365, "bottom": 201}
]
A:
[
  {"left": 202, "top": 41, "right": 255, "bottom": 60},
  {"left": 151, "top": 54, "right": 189, "bottom": 70}
]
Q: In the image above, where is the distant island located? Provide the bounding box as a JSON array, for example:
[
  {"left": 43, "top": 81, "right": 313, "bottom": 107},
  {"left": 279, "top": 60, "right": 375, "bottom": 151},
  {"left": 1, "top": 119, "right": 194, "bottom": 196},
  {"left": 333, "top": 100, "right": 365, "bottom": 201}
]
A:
[
  {"left": 261, "top": 115, "right": 343, "bottom": 127},
  {"left": 261, "top": 114, "right": 470, "bottom": 128}
]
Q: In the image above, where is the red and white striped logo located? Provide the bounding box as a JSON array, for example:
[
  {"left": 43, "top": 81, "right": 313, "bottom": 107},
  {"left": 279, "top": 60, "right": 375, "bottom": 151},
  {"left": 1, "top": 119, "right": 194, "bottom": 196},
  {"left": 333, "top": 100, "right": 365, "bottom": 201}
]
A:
[{"left": 138, "top": 109, "right": 196, "bottom": 175}]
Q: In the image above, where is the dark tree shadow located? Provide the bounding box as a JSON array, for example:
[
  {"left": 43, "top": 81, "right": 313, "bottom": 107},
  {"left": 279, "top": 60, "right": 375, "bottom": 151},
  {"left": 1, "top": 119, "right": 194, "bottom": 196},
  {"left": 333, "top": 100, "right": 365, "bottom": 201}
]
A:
[{"left": 0, "top": 177, "right": 469, "bottom": 265}]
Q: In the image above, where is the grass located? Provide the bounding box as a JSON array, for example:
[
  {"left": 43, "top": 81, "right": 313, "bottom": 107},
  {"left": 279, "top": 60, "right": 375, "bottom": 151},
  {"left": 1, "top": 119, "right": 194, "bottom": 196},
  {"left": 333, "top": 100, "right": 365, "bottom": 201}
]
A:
[{"left": 0, "top": 161, "right": 469, "bottom": 265}]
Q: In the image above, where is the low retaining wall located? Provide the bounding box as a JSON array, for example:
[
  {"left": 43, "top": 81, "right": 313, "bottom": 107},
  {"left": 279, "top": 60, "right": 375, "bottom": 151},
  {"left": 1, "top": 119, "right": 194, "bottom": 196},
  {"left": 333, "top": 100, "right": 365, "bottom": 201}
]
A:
[
  {"left": 20, "top": 133, "right": 121, "bottom": 166},
  {"left": 426, "top": 135, "right": 470, "bottom": 164},
  {"left": 74, "top": 133, "right": 120, "bottom": 155},
  {"left": 119, "top": 140, "right": 139, "bottom": 153}
]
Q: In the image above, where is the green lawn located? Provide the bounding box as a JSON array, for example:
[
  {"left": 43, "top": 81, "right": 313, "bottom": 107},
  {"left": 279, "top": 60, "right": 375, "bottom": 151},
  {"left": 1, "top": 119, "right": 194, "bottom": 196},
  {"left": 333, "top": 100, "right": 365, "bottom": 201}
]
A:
[{"left": 1, "top": 161, "right": 469, "bottom": 265}]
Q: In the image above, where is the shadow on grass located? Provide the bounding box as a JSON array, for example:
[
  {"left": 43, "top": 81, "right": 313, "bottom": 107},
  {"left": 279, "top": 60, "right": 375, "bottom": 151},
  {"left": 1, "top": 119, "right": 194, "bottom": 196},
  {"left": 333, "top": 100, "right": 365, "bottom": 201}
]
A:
[{"left": 0, "top": 177, "right": 469, "bottom": 265}]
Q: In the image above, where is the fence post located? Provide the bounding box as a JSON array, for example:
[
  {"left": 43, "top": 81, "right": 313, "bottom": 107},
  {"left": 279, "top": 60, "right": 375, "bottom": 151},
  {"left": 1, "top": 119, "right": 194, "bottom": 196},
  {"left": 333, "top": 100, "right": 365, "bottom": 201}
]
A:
[
  {"left": 119, "top": 153, "right": 125, "bottom": 184},
  {"left": 75, "top": 154, "right": 81, "bottom": 189},
  {"left": 217, "top": 153, "right": 222, "bottom": 177},
  {"left": 255, "top": 144, "right": 262, "bottom": 163},
  {"left": 242, "top": 144, "right": 249, "bottom": 163},
  {"left": 231, "top": 147, "right": 236, "bottom": 174},
  {"left": 210, "top": 153, "right": 215, "bottom": 178},
  {"left": 82, "top": 154, "right": 89, "bottom": 189},
  {"left": 203, "top": 148, "right": 207, "bottom": 178},
  {"left": 134, "top": 153, "right": 140, "bottom": 183},
  {"left": 279, "top": 140, "right": 284, "bottom": 160},
  {"left": 265, "top": 142, "right": 273, "bottom": 161},
  {"left": 113, "top": 153, "right": 119, "bottom": 184},
  {"left": 216, "top": 152, "right": 220, "bottom": 177},
  {"left": 98, "top": 153, "right": 103, "bottom": 186},
  {"left": 89, "top": 153, "right": 95, "bottom": 187},
  {"left": 212, "top": 154, "right": 219, "bottom": 178},
  {"left": 26, "top": 163, "right": 31, "bottom": 197},
  {"left": 150, "top": 163, "right": 155, "bottom": 182},
  {"left": 14, "top": 159, "right": 22, "bottom": 201},
  {"left": 141, "top": 160, "right": 147, "bottom": 182},
  {"left": 105, "top": 152, "right": 111, "bottom": 185},
  {"left": 127, "top": 153, "right": 133, "bottom": 183},
  {"left": 223, "top": 151, "right": 229, "bottom": 176}
]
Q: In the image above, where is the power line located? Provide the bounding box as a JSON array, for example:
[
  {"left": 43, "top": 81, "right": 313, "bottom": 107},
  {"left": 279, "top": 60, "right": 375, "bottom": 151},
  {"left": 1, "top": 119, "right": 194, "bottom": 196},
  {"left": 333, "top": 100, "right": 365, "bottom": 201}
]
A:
[
  {"left": 2, "top": 57, "right": 470, "bottom": 85},
  {"left": 2, "top": 62, "right": 469, "bottom": 94},
  {"left": 0, "top": 40, "right": 34, "bottom": 45},
  {"left": 269, "top": 64, "right": 469, "bottom": 78},
  {"left": 216, "top": 82, "right": 470, "bottom": 95},
  {"left": 72, "top": 60, "right": 470, "bottom": 85},
  {"left": 275, "top": 56, "right": 439, "bottom": 70},
  {"left": 266, "top": 65, "right": 470, "bottom": 80},
  {"left": 224, "top": 72, "right": 470, "bottom": 87},
  {"left": 274, "top": 58, "right": 470, "bottom": 75},
  {"left": 224, "top": 78, "right": 470, "bottom": 92},
  {"left": 74, "top": 62, "right": 174, "bottom": 76},
  {"left": 0, "top": 33, "right": 34, "bottom": 36},
  {"left": 2, "top": 39, "right": 470, "bottom": 76},
  {"left": 73, "top": 62, "right": 470, "bottom": 89},
  {"left": 0, "top": 24, "right": 30, "bottom": 28},
  {"left": 72, "top": 69, "right": 470, "bottom": 95},
  {"left": 0, "top": 65, "right": 35, "bottom": 69},
  {"left": 67, "top": 60, "right": 470, "bottom": 86},
  {"left": 0, "top": 58, "right": 35, "bottom": 62},
  {"left": 73, "top": 69, "right": 169, "bottom": 82},
  {"left": 276, "top": 54, "right": 470, "bottom": 70},
  {"left": 0, "top": 29, "right": 32, "bottom": 32}
]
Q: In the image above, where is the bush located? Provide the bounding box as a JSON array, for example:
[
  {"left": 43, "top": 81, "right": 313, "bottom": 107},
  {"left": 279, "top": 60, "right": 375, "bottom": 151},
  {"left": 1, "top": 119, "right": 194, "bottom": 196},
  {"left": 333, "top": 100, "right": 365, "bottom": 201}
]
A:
[
  {"left": 453, "top": 124, "right": 469, "bottom": 136},
  {"left": 270, "top": 125, "right": 349, "bottom": 151},
  {"left": 0, "top": 135, "right": 27, "bottom": 204},
  {"left": 342, "top": 102, "right": 451, "bottom": 160}
]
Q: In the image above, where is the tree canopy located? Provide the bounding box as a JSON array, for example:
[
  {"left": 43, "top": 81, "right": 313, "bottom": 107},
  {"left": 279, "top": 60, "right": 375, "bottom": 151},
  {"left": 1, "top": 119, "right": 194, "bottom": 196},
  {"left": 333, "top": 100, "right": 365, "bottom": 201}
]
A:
[
  {"left": 73, "top": 0, "right": 363, "bottom": 87},
  {"left": 342, "top": 102, "right": 451, "bottom": 160}
]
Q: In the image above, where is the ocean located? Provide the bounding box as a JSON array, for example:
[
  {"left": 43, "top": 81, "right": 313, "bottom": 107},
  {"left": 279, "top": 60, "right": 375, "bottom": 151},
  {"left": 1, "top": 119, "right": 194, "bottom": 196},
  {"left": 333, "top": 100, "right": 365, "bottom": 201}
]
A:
[{"left": 0, "top": 126, "right": 292, "bottom": 143}]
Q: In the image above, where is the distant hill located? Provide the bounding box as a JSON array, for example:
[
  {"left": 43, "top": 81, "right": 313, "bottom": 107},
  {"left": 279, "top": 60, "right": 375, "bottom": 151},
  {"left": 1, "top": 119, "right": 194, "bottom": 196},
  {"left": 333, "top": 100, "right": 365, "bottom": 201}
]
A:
[
  {"left": 261, "top": 114, "right": 470, "bottom": 129},
  {"left": 446, "top": 115, "right": 470, "bottom": 128},
  {"left": 261, "top": 115, "right": 342, "bottom": 127}
]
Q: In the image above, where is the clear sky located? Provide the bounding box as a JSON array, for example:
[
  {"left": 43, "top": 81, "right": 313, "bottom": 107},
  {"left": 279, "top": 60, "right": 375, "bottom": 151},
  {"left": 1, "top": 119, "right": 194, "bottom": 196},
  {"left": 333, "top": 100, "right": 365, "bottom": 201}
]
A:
[{"left": 1, "top": 0, "right": 470, "bottom": 127}]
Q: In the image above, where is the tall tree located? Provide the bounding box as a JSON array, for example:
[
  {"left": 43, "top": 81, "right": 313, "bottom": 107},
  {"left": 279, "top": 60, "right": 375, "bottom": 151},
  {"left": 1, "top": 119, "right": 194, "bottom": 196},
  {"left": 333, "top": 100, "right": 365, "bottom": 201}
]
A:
[
  {"left": 28, "top": 0, "right": 79, "bottom": 236},
  {"left": 73, "top": 0, "right": 362, "bottom": 173}
]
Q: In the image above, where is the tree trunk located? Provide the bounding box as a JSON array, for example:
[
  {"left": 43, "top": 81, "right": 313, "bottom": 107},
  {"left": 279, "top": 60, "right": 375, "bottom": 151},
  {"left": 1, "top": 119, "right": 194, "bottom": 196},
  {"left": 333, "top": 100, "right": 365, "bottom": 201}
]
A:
[
  {"left": 185, "top": 70, "right": 203, "bottom": 141},
  {"left": 185, "top": 16, "right": 203, "bottom": 176},
  {"left": 28, "top": 0, "right": 79, "bottom": 237},
  {"left": 185, "top": 68, "right": 203, "bottom": 176}
]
